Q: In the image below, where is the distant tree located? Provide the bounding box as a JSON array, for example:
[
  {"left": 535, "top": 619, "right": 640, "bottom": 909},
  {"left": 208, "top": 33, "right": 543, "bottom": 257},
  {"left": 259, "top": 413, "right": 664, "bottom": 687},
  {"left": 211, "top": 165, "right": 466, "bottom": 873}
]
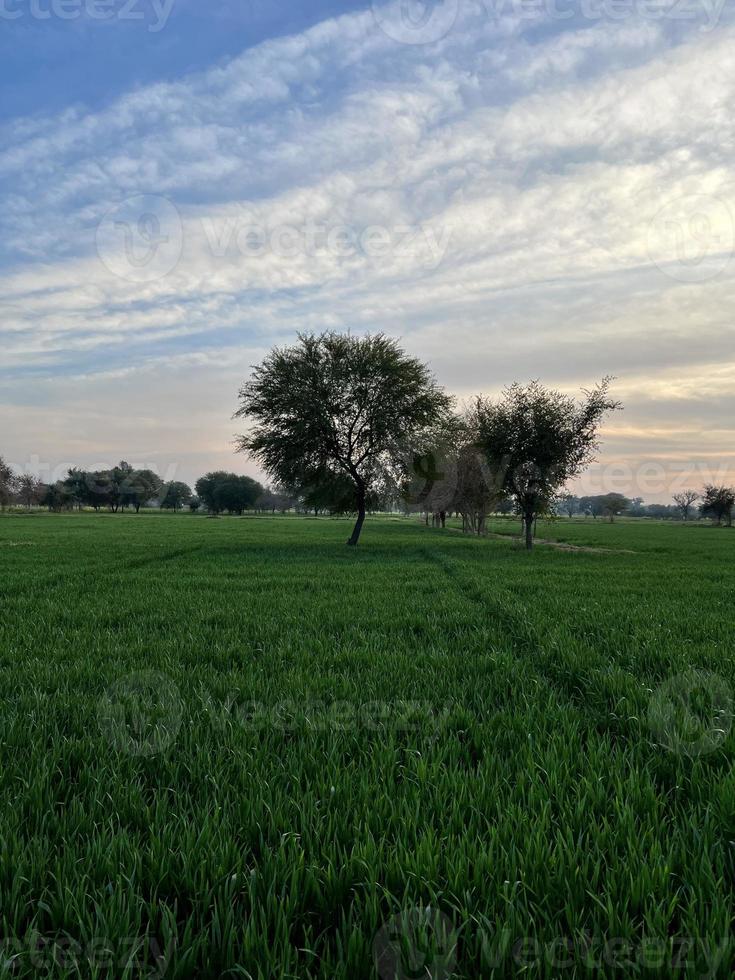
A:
[
  {"left": 160, "top": 481, "right": 193, "bottom": 512},
  {"left": 453, "top": 443, "right": 503, "bottom": 535},
  {"left": 195, "top": 473, "right": 221, "bottom": 513},
  {"left": 271, "top": 485, "right": 297, "bottom": 513},
  {"left": 84, "top": 470, "right": 113, "bottom": 511},
  {"left": 235, "top": 332, "right": 452, "bottom": 545},
  {"left": 397, "top": 420, "right": 462, "bottom": 528},
  {"left": 195, "top": 472, "right": 263, "bottom": 515},
  {"left": 589, "top": 496, "right": 608, "bottom": 519},
  {"left": 189, "top": 496, "right": 201, "bottom": 513},
  {"left": 495, "top": 497, "right": 516, "bottom": 516},
  {"left": 644, "top": 503, "right": 679, "bottom": 520},
  {"left": 63, "top": 468, "right": 90, "bottom": 510},
  {"left": 41, "top": 482, "right": 71, "bottom": 512},
  {"left": 673, "top": 490, "right": 699, "bottom": 521},
  {"left": 255, "top": 488, "right": 279, "bottom": 514},
  {"left": 558, "top": 493, "right": 580, "bottom": 518},
  {"left": 298, "top": 467, "right": 387, "bottom": 517},
  {"left": 0, "top": 457, "right": 16, "bottom": 510},
  {"left": 701, "top": 485, "right": 735, "bottom": 527},
  {"left": 16, "top": 474, "right": 42, "bottom": 508},
  {"left": 600, "top": 492, "right": 630, "bottom": 522},
  {"left": 121, "top": 468, "right": 164, "bottom": 513},
  {"left": 106, "top": 461, "right": 134, "bottom": 512},
  {"left": 474, "top": 379, "right": 620, "bottom": 549},
  {"left": 255, "top": 486, "right": 295, "bottom": 514}
]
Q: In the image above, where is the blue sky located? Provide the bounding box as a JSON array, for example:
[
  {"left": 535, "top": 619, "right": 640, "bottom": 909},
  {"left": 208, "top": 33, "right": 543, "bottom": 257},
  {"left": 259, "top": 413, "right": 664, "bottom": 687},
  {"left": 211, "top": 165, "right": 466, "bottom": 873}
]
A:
[
  {"left": 2, "top": 0, "right": 734, "bottom": 497},
  {"left": 0, "top": 0, "right": 370, "bottom": 119}
]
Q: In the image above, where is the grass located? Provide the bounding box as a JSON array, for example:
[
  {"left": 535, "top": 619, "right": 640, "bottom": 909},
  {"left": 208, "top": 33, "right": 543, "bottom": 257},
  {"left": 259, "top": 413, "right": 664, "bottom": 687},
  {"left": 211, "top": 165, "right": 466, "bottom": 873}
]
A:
[{"left": 0, "top": 512, "right": 733, "bottom": 978}]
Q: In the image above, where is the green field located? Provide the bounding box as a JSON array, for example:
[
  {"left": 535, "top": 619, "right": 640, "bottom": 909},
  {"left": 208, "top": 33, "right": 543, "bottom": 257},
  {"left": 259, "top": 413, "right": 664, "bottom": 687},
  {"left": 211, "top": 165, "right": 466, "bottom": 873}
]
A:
[{"left": 1, "top": 513, "right": 733, "bottom": 978}]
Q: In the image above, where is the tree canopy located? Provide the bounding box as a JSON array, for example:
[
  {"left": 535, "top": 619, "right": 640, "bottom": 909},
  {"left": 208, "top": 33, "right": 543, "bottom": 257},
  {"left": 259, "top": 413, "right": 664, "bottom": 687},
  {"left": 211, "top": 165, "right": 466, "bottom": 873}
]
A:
[
  {"left": 235, "top": 332, "right": 453, "bottom": 545},
  {"left": 701, "top": 485, "right": 734, "bottom": 526},
  {"left": 195, "top": 472, "right": 263, "bottom": 515},
  {"left": 474, "top": 378, "right": 621, "bottom": 549}
]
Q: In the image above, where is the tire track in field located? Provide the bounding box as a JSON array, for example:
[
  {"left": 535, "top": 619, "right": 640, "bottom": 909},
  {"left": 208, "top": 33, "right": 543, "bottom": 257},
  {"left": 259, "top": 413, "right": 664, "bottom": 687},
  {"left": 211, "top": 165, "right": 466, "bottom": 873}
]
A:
[
  {"left": 0, "top": 545, "right": 206, "bottom": 601},
  {"left": 422, "top": 547, "right": 649, "bottom": 749}
]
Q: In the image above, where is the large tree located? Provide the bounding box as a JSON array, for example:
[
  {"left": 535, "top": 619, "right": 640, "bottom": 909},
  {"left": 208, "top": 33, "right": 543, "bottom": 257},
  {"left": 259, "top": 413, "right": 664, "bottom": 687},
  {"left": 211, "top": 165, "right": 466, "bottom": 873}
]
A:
[
  {"left": 701, "top": 485, "right": 734, "bottom": 527},
  {"left": 235, "top": 333, "right": 452, "bottom": 545},
  {"left": 474, "top": 379, "right": 620, "bottom": 549}
]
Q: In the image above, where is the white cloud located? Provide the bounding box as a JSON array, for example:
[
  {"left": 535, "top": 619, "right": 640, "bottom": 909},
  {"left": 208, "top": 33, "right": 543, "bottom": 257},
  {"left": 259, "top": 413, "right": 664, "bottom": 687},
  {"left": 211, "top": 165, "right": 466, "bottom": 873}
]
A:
[{"left": 1, "top": 4, "right": 735, "bottom": 497}]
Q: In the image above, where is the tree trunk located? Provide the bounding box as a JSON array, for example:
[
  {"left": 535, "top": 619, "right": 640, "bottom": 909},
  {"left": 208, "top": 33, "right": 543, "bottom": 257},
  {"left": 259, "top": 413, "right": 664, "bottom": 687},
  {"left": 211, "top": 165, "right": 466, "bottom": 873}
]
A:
[
  {"left": 524, "top": 513, "right": 534, "bottom": 550},
  {"left": 347, "top": 485, "right": 366, "bottom": 546}
]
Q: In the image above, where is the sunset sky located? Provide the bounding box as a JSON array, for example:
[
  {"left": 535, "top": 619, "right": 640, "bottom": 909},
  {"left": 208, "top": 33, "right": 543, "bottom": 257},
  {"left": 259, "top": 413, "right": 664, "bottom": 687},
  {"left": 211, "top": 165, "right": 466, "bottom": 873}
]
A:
[{"left": 2, "top": 0, "right": 734, "bottom": 500}]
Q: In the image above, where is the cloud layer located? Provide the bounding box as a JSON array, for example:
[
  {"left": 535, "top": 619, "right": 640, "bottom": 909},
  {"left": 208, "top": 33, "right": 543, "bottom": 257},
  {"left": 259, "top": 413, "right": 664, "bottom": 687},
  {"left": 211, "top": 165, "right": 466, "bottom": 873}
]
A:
[{"left": 2, "top": 1, "right": 734, "bottom": 497}]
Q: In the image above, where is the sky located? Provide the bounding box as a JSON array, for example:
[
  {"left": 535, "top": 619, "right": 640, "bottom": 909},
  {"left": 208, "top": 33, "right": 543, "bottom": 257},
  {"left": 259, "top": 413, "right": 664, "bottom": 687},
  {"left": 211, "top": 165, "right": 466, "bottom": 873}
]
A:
[{"left": 1, "top": 0, "right": 734, "bottom": 501}]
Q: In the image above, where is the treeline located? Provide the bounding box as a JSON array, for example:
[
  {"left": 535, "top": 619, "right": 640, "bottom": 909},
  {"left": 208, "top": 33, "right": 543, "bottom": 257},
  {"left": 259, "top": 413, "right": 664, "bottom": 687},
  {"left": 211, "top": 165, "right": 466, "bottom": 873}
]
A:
[
  {"left": 0, "top": 459, "right": 287, "bottom": 517},
  {"left": 557, "top": 490, "right": 734, "bottom": 524},
  {"left": 0, "top": 457, "right": 372, "bottom": 518}
]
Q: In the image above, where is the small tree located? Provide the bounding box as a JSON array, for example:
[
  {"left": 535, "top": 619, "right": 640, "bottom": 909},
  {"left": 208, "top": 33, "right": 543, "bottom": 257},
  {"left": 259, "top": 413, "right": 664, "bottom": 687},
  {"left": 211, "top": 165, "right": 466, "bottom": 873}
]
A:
[
  {"left": 235, "top": 333, "right": 452, "bottom": 546},
  {"left": 558, "top": 493, "right": 580, "bottom": 519},
  {"left": 600, "top": 492, "right": 630, "bottom": 522},
  {"left": 475, "top": 379, "right": 620, "bottom": 550},
  {"left": 673, "top": 490, "right": 699, "bottom": 521},
  {"left": 160, "top": 481, "right": 193, "bottom": 512},
  {"left": 701, "top": 485, "right": 734, "bottom": 526}
]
